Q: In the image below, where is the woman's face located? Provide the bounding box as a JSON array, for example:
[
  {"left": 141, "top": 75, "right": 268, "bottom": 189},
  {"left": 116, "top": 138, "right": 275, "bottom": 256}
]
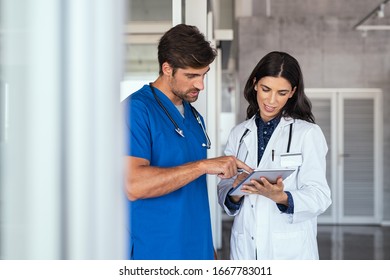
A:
[{"left": 254, "top": 76, "right": 296, "bottom": 122}]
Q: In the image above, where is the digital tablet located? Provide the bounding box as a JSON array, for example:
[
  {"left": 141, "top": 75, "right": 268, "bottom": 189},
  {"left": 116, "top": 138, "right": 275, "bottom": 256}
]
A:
[{"left": 229, "top": 168, "right": 295, "bottom": 196}]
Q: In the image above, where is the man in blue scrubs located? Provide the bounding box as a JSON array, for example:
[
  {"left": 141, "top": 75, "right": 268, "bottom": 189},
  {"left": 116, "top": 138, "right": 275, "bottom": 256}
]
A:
[{"left": 122, "top": 24, "right": 251, "bottom": 260}]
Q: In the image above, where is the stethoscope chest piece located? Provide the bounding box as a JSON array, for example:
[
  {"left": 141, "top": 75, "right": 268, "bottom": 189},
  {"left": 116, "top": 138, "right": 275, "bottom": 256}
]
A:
[{"left": 175, "top": 127, "right": 185, "bottom": 137}]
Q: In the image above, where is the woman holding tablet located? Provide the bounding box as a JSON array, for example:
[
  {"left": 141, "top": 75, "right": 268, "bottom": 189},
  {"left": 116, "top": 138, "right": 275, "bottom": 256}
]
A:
[{"left": 218, "top": 51, "right": 332, "bottom": 260}]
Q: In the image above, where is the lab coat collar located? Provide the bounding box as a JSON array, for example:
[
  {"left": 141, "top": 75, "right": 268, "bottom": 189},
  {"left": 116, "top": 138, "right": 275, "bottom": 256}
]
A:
[
  {"left": 279, "top": 116, "right": 294, "bottom": 127},
  {"left": 243, "top": 115, "right": 257, "bottom": 133},
  {"left": 244, "top": 115, "right": 294, "bottom": 132}
]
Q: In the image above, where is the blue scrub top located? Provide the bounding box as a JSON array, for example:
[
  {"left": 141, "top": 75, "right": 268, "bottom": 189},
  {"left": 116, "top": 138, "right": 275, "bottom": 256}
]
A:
[{"left": 123, "top": 84, "right": 214, "bottom": 260}]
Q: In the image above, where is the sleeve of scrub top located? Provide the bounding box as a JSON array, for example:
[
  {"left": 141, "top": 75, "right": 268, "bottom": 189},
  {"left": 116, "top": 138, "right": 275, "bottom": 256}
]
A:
[
  {"left": 127, "top": 98, "right": 152, "bottom": 161},
  {"left": 288, "top": 124, "right": 332, "bottom": 224}
]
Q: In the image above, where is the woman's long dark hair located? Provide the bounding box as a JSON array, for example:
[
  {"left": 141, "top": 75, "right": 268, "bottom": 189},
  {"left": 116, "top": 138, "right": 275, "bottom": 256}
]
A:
[{"left": 243, "top": 51, "right": 315, "bottom": 123}]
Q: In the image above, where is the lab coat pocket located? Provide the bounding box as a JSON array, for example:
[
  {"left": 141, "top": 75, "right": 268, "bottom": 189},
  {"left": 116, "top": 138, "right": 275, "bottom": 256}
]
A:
[
  {"left": 230, "top": 231, "right": 247, "bottom": 259},
  {"left": 272, "top": 230, "right": 314, "bottom": 259},
  {"left": 280, "top": 153, "right": 302, "bottom": 168}
]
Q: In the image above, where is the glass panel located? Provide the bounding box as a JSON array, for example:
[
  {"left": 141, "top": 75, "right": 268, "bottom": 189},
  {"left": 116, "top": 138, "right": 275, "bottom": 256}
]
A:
[
  {"left": 128, "top": 0, "right": 172, "bottom": 22},
  {"left": 125, "top": 44, "right": 158, "bottom": 74},
  {"left": 343, "top": 99, "right": 374, "bottom": 216},
  {"left": 221, "top": 71, "right": 236, "bottom": 113},
  {"left": 311, "top": 98, "right": 333, "bottom": 218},
  {"left": 124, "top": 0, "right": 173, "bottom": 77}
]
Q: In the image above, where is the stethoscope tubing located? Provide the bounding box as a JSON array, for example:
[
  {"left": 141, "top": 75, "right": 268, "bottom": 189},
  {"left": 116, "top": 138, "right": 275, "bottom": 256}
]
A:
[
  {"left": 236, "top": 122, "right": 293, "bottom": 161},
  {"left": 149, "top": 83, "right": 211, "bottom": 149},
  {"left": 150, "top": 83, "right": 184, "bottom": 137}
]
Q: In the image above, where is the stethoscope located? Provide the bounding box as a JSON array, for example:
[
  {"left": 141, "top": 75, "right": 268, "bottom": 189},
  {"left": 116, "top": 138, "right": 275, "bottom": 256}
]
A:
[
  {"left": 149, "top": 83, "right": 211, "bottom": 149},
  {"left": 236, "top": 122, "right": 293, "bottom": 161}
]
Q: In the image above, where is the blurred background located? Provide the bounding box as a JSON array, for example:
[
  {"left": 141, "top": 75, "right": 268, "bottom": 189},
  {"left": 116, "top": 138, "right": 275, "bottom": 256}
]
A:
[{"left": 0, "top": 0, "right": 389, "bottom": 259}]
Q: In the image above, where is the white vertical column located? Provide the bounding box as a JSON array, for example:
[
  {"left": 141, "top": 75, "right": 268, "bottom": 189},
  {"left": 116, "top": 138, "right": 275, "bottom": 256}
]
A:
[
  {"left": 185, "top": 0, "right": 222, "bottom": 250},
  {"left": 206, "top": 11, "right": 223, "bottom": 249},
  {"left": 26, "top": 0, "right": 63, "bottom": 259},
  {"left": 1, "top": 0, "right": 62, "bottom": 259},
  {"left": 66, "top": 0, "right": 94, "bottom": 259},
  {"left": 1, "top": 0, "right": 126, "bottom": 260},
  {"left": 93, "top": 0, "right": 126, "bottom": 260},
  {"left": 172, "top": 0, "right": 182, "bottom": 25},
  {"left": 65, "top": 0, "right": 125, "bottom": 259},
  {"left": 185, "top": 0, "right": 208, "bottom": 117}
]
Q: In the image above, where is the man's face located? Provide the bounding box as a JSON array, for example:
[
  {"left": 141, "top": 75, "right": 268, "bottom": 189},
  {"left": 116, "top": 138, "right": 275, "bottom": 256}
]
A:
[{"left": 167, "top": 65, "right": 210, "bottom": 104}]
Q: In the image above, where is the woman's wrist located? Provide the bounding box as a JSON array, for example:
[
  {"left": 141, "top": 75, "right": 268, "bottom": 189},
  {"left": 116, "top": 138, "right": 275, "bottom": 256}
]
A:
[{"left": 275, "top": 191, "right": 288, "bottom": 205}]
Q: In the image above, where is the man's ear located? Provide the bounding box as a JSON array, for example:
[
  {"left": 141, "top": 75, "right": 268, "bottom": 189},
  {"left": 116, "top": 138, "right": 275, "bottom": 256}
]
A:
[{"left": 162, "top": 62, "right": 173, "bottom": 76}]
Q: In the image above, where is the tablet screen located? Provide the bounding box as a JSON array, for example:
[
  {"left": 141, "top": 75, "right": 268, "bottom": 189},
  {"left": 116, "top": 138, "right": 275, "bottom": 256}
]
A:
[{"left": 229, "top": 168, "right": 295, "bottom": 196}]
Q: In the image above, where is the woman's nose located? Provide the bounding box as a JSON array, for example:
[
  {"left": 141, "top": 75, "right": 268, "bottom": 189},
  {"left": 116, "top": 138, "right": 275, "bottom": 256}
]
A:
[{"left": 268, "top": 92, "right": 277, "bottom": 104}]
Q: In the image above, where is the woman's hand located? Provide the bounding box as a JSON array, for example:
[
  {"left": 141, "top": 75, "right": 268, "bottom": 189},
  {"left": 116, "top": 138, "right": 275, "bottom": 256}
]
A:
[
  {"left": 232, "top": 172, "right": 250, "bottom": 188},
  {"left": 228, "top": 172, "right": 250, "bottom": 203},
  {"left": 241, "top": 177, "right": 288, "bottom": 205}
]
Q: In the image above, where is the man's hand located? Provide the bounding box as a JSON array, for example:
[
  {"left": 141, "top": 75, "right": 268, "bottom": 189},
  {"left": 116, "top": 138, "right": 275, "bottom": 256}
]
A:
[{"left": 199, "top": 156, "right": 253, "bottom": 179}]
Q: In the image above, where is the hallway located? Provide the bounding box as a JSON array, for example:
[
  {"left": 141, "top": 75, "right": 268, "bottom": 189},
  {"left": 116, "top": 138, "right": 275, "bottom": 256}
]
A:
[{"left": 217, "top": 220, "right": 390, "bottom": 260}]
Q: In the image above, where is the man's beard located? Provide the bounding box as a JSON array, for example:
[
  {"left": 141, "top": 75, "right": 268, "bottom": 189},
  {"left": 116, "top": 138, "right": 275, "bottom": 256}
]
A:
[{"left": 172, "top": 88, "right": 199, "bottom": 103}]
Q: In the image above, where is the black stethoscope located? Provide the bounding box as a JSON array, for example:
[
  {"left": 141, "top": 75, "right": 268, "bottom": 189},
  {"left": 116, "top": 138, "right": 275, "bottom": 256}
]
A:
[
  {"left": 236, "top": 122, "right": 293, "bottom": 161},
  {"left": 149, "top": 83, "right": 211, "bottom": 149}
]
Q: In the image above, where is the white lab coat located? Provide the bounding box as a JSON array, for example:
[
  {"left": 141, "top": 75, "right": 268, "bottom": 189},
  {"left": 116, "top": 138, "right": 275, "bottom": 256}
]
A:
[{"left": 218, "top": 116, "right": 332, "bottom": 260}]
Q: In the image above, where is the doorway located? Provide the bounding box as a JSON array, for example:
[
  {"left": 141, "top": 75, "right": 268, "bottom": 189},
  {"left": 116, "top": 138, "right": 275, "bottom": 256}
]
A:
[{"left": 307, "top": 89, "right": 383, "bottom": 225}]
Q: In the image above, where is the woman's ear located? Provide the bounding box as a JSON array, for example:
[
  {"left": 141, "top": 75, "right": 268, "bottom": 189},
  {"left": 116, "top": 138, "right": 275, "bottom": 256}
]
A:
[
  {"left": 289, "top": 86, "right": 297, "bottom": 98},
  {"left": 253, "top": 78, "right": 257, "bottom": 91}
]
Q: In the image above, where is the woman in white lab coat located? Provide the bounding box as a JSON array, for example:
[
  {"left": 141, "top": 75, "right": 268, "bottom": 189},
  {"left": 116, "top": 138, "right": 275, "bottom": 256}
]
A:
[{"left": 218, "top": 51, "right": 332, "bottom": 260}]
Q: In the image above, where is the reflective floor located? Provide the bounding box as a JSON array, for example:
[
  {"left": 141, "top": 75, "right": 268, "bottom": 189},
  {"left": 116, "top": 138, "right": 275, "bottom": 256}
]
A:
[{"left": 217, "top": 220, "right": 390, "bottom": 260}]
